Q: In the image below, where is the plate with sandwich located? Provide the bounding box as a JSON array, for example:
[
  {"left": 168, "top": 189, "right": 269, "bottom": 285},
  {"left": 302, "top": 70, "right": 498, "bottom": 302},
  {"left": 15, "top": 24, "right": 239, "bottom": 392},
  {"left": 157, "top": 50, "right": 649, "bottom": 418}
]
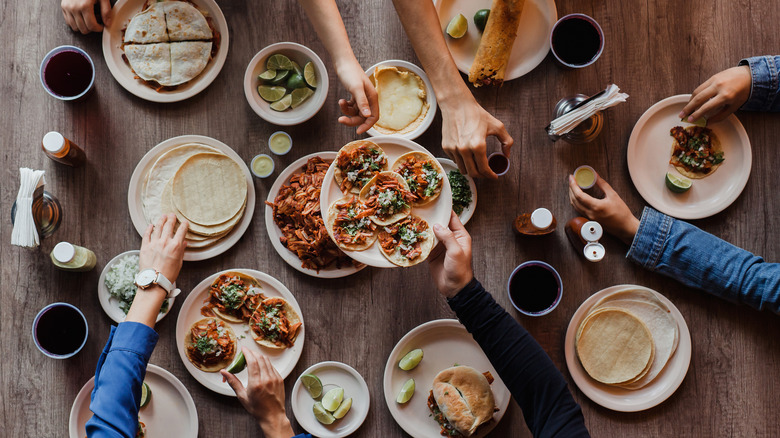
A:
[{"left": 383, "top": 319, "right": 511, "bottom": 437}]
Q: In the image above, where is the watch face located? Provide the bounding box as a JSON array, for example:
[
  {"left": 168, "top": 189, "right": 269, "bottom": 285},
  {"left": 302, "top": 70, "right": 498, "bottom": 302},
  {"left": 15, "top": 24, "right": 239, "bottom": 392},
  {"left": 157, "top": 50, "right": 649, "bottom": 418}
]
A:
[{"left": 135, "top": 269, "right": 157, "bottom": 287}]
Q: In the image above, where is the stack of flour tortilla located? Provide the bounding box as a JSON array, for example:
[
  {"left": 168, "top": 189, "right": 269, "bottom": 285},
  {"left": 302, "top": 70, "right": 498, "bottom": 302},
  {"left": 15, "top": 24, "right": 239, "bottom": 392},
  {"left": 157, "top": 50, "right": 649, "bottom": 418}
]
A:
[
  {"left": 142, "top": 144, "right": 247, "bottom": 250},
  {"left": 575, "top": 289, "right": 680, "bottom": 389}
]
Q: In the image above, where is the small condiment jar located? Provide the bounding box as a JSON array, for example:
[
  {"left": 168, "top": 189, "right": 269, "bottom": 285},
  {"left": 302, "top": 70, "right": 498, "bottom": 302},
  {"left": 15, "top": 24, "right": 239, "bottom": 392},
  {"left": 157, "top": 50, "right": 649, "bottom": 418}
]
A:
[
  {"left": 553, "top": 95, "right": 604, "bottom": 144},
  {"left": 514, "top": 208, "right": 557, "bottom": 235},
  {"left": 42, "top": 131, "right": 86, "bottom": 167},
  {"left": 565, "top": 217, "right": 605, "bottom": 262},
  {"left": 50, "top": 241, "right": 96, "bottom": 272}
]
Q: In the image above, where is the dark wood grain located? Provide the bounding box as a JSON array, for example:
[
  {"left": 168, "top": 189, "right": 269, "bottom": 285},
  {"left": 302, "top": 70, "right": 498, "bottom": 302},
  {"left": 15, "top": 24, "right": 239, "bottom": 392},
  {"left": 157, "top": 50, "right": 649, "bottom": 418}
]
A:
[{"left": 2, "top": 0, "right": 780, "bottom": 436}]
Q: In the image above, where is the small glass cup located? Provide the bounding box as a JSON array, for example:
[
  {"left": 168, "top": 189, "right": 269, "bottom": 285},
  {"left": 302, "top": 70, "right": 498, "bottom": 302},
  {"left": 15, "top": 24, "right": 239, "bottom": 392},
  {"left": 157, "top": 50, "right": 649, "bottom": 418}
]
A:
[
  {"left": 251, "top": 154, "right": 275, "bottom": 178},
  {"left": 507, "top": 261, "right": 563, "bottom": 316},
  {"left": 268, "top": 131, "right": 293, "bottom": 156},
  {"left": 39, "top": 46, "right": 95, "bottom": 101},
  {"left": 550, "top": 14, "right": 604, "bottom": 69},
  {"left": 488, "top": 153, "right": 510, "bottom": 176},
  {"left": 32, "top": 302, "right": 89, "bottom": 359}
]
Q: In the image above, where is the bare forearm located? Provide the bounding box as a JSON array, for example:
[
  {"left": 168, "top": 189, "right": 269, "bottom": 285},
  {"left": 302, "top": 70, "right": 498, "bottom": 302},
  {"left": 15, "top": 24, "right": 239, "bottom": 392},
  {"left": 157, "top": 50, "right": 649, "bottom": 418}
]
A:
[
  {"left": 258, "top": 412, "right": 295, "bottom": 438},
  {"left": 298, "top": 0, "right": 357, "bottom": 68},
  {"left": 125, "top": 286, "right": 166, "bottom": 328}
]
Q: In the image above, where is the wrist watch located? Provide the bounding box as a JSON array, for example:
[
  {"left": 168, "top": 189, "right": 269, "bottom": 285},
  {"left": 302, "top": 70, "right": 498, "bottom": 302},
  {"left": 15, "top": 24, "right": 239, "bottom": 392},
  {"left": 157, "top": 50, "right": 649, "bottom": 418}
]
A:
[{"left": 134, "top": 269, "right": 181, "bottom": 298}]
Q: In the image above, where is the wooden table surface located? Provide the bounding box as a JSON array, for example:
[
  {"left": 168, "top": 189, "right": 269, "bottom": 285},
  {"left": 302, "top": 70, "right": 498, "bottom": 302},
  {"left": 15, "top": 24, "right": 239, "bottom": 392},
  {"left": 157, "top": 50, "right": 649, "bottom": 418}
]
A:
[{"left": 2, "top": 0, "right": 780, "bottom": 436}]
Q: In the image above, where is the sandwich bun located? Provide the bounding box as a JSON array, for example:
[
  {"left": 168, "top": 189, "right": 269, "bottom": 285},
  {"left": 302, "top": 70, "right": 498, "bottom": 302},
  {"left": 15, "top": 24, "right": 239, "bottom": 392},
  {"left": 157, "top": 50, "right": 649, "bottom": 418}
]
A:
[{"left": 432, "top": 366, "right": 496, "bottom": 436}]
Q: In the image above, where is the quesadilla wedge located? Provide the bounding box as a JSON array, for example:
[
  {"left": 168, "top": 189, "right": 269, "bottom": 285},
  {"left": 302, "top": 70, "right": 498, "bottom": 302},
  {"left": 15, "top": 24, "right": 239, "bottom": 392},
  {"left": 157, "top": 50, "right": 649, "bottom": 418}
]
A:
[
  {"left": 164, "top": 1, "right": 213, "bottom": 41},
  {"left": 391, "top": 152, "right": 445, "bottom": 206},
  {"left": 334, "top": 140, "right": 388, "bottom": 194},
  {"left": 170, "top": 41, "right": 212, "bottom": 86},
  {"left": 326, "top": 196, "right": 378, "bottom": 251},
  {"left": 123, "top": 2, "right": 168, "bottom": 43},
  {"left": 184, "top": 318, "right": 237, "bottom": 372},
  {"left": 669, "top": 126, "right": 725, "bottom": 179},
  {"left": 124, "top": 43, "right": 172, "bottom": 85},
  {"left": 378, "top": 215, "right": 433, "bottom": 267},
  {"left": 359, "top": 172, "right": 414, "bottom": 226},
  {"left": 208, "top": 272, "right": 263, "bottom": 323},
  {"left": 249, "top": 297, "right": 302, "bottom": 349}
]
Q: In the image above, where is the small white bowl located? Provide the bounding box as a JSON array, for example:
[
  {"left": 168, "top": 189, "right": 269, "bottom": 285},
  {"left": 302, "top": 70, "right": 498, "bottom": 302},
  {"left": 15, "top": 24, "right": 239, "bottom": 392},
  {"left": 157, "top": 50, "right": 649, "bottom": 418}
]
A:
[
  {"left": 269, "top": 131, "right": 292, "bottom": 155},
  {"left": 364, "top": 60, "right": 437, "bottom": 140},
  {"left": 244, "top": 42, "right": 329, "bottom": 126},
  {"left": 251, "top": 154, "right": 275, "bottom": 178}
]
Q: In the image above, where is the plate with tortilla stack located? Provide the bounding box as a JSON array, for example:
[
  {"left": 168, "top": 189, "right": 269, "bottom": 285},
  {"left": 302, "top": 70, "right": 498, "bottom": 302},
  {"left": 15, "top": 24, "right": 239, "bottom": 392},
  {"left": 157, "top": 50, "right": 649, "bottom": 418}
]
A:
[
  {"left": 434, "top": 0, "right": 557, "bottom": 84},
  {"left": 564, "top": 284, "right": 692, "bottom": 412},
  {"left": 627, "top": 94, "right": 752, "bottom": 220},
  {"left": 319, "top": 137, "right": 453, "bottom": 268},
  {"left": 102, "top": 0, "right": 228, "bottom": 102},
  {"left": 127, "top": 135, "right": 255, "bottom": 261},
  {"left": 175, "top": 269, "right": 305, "bottom": 396},
  {"left": 265, "top": 152, "right": 366, "bottom": 278}
]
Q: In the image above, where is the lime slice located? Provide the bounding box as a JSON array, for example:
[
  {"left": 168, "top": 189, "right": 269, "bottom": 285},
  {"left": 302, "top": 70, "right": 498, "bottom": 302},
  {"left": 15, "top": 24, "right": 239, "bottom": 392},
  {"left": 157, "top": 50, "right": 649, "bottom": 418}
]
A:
[
  {"left": 269, "top": 69, "right": 290, "bottom": 85},
  {"left": 665, "top": 172, "right": 692, "bottom": 193},
  {"left": 291, "top": 60, "right": 304, "bottom": 76},
  {"left": 304, "top": 62, "right": 317, "bottom": 88},
  {"left": 398, "top": 348, "right": 423, "bottom": 371},
  {"left": 258, "top": 69, "right": 276, "bottom": 81},
  {"left": 300, "top": 374, "right": 323, "bottom": 399},
  {"left": 681, "top": 117, "right": 707, "bottom": 127},
  {"left": 313, "top": 402, "right": 336, "bottom": 425},
  {"left": 474, "top": 9, "right": 490, "bottom": 32},
  {"left": 258, "top": 85, "right": 286, "bottom": 102},
  {"left": 396, "top": 378, "right": 415, "bottom": 404},
  {"left": 270, "top": 94, "right": 293, "bottom": 111},
  {"left": 267, "top": 54, "right": 294, "bottom": 72},
  {"left": 322, "top": 387, "right": 344, "bottom": 412},
  {"left": 446, "top": 14, "right": 468, "bottom": 39},
  {"left": 291, "top": 88, "right": 314, "bottom": 108},
  {"left": 333, "top": 397, "right": 352, "bottom": 419},
  {"left": 224, "top": 350, "right": 246, "bottom": 374},
  {"left": 140, "top": 382, "right": 151, "bottom": 408},
  {"left": 286, "top": 73, "right": 306, "bottom": 90}
]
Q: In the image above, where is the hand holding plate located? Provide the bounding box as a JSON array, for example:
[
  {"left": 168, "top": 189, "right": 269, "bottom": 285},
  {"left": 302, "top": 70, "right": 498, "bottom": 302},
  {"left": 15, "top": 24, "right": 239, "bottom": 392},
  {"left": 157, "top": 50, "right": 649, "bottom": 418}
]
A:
[
  {"left": 61, "top": 0, "right": 112, "bottom": 33},
  {"left": 428, "top": 211, "right": 474, "bottom": 298}
]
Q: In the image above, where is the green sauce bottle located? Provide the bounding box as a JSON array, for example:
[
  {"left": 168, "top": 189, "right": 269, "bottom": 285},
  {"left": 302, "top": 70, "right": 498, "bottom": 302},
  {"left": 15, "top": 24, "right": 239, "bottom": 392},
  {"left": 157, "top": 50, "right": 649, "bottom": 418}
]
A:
[{"left": 51, "top": 242, "right": 96, "bottom": 272}]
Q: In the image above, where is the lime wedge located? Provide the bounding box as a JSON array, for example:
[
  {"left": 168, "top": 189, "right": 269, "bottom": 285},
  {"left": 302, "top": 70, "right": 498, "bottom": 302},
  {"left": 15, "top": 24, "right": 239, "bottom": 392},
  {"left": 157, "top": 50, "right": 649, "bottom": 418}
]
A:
[
  {"left": 396, "top": 378, "right": 415, "bottom": 404},
  {"left": 258, "top": 69, "right": 276, "bottom": 81},
  {"left": 313, "top": 402, "right": 336, "bottom": 425},
  {"left": 322, "top": 387, "right": 344, "bottom": 412},
  {"left": 270, "top": 94, "right": 293, "bottom": 111},
  {"left": 398, "top": 348, "right": 423, "bottom": 371},
  {"left": 333, "top": 397, "right": 352, "bottom": 419},
  {"left": 304, "top": 62, "right": 317, "bottom": 88},
  {"left": 224, "top": 350, "right": 246, "bottom": 374},
  {"left": 300, "top": 374, "right": 323, "bottom": 399},
  {"left": 446, "top": 14, "right": 468, "bottom": 39},
  {"left": 267, "top": 54, "right": 294, "bottom": 72},
  {"left": 474, "top": 9, "right": 490, "bottom": 32},
  {"left": 681, "top": 117, "right": 707, "bottom": 127},
  {"left": 269, "top": 69, "right": 290, "bottom": 85},
  {"left": 258, "top": 85, "right": 286, "bottom": 102},
  {"left": 140, "top": 382, "right": 151, "bottom": 407},
  {"left": 291, "top": 60, "right": 304, "bottom": 76},
  {"left": 291, "top": 88, "right": 314, "bottom": 108},
  {"left": 665, "top": 172, "right": 692, "bottom": 193}
]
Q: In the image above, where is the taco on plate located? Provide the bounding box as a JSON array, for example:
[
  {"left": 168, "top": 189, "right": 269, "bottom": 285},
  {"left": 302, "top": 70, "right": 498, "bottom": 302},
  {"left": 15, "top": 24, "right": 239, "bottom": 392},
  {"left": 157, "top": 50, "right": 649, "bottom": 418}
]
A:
[
  {"left": 184, "top": 318, "right": 237, "bottom": 372},
  {"left": 208, "top": 272, "right": 264, "bottom": 323},
  {"left": 249, "top": 297, "right": 302, "bottom": 349},
  {"left": 378, "top": 215, "right": 433, "bottom": 267},
  {"left": 669, "top": 126, "right": 725, "bottom": 179},
  {"left": 326, "top": 195, "right": 378, "bottom": 251},
  {"left": 359, "top": 171, "right": 414, "bottom": 226},
  {"left": 334, "top": 140, "right": 388, "bottom": 194},
  {"left": 391, "top": 151, "right": 445, "bottom": 206}
]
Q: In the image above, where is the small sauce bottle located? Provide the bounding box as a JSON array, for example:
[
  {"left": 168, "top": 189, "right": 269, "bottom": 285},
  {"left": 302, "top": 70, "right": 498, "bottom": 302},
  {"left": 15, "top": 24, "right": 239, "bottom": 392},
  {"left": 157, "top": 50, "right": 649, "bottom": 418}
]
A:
[
  {"left": 42, "top": 132, "right": 86, "bottom": 167},
  {"left": 514, "top": 208, "right": 557, "bottom": 235},
  {"left": 565, "top": 217, "right": 605, "bottom": 262},
  {"left": 50, "top": 242, "right": 97, "bottom": 272}
]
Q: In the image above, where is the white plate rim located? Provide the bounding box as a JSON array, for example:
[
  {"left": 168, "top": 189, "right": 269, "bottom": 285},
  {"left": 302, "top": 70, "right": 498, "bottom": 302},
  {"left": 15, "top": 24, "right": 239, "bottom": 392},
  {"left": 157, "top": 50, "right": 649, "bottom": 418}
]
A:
[
  {"left": 564, "top": 284, "right": 692, "bottom": 412},
  {"left": 126, "top": 134, "right": 256, "bottom": 262},
  {"left": 174, "top": 268, "right": 305, "bottom": 396},
  {"left": 264, "top": 151, "right": 366, "bottom": 278},
  {"left": 290, "top": 361, "right": 371, "bottom": 437},
  {"left": 101, "top": 0, "right": 229, "bottom": 103},
  {"left": 626, "top": 94, "right": 752, "bottom": 220},
  {"left": 68, "top": 363, "right": 198, "bottom": 438},
  {"left": 436, "top": 157, "right": 477, "bottom": 225}
]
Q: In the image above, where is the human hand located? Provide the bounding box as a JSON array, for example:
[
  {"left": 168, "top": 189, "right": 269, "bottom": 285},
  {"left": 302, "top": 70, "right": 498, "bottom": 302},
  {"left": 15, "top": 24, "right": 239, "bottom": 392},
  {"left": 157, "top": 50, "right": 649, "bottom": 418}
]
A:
[
  {"left": 679, "top": 65, "right": 752, "bottom": 124},
  {"left": 567, "top": 175, "right": 639, "bottom": 244},
  {"left": 439, "top": 98, "right": 513, "bottom": 179},
  {"left": 221, "top": 348, "right": 294, "bottom": 438},
  {"left": 61, "top": 0, "right": 112, "bottom": 34},
  {"left": 336, "top": 58, "right": 379, "bottom": 135},
  {"left": 139, "top": 214, "right": 188, "bottom": 283},
  {"left": 428, "top": 211, "right": 474, "bottom": 298}
]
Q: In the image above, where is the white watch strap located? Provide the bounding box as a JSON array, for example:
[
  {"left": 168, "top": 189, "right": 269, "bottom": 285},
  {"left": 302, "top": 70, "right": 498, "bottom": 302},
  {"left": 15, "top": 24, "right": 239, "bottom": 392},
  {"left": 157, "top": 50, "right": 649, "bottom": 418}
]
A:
[{"left": 154, "top": 272, "right": 180, "bottom": 298}]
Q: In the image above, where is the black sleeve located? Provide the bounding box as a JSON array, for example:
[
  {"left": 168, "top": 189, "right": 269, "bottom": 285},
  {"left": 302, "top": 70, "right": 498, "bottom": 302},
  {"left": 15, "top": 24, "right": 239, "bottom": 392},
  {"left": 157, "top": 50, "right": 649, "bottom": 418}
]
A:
[{"left": 447, "top": 279, "right": 590, "bottom": 438}]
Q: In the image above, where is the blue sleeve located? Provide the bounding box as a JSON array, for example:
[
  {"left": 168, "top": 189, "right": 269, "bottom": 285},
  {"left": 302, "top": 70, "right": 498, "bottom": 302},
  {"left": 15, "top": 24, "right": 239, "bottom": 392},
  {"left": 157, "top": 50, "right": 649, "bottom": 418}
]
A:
[
  {"left": 292, "top": 435, "right": 312, "bottom": 438},
  {"left": 738, "top": 56, "right": 780, "bottom": 112},
  {"left": 86, "top": 322, "right": 159, "bottom": 438},
  {"left": 448, "top": 280, "right": 590, "bottom": 438},
  {"left": 627, "top": 207, "right": 780, "bottom": 313}
]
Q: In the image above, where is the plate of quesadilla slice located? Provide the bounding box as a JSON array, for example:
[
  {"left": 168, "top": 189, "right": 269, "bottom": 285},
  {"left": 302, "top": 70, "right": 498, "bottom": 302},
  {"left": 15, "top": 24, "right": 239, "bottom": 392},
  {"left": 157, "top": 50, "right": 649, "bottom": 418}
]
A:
[{"left": 102, "top": 0, "right": 228, "bottom": 102}]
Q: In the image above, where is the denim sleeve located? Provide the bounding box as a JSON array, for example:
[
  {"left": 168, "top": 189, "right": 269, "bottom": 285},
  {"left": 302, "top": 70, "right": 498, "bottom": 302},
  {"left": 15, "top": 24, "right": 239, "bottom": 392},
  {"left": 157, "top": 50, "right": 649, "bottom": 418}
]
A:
[
  {"left": 738, "top": 56, "right": 780, "bottom": 112},
  {"left": 627, "top": 207, "right": 780, "bottom": 313},
  {"left": 86, "top": 322, "right": 159, "bottom": 438}
]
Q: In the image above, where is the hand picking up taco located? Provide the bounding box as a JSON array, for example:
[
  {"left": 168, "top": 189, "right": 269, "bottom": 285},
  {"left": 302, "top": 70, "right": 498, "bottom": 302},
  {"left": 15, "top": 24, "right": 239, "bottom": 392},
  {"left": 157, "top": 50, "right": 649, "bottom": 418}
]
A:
[
  {"left": 334, "top": 140, "right": 388, "bottom": 194},
  {"left": 359, "top": 171, "right": 414, "bottom": 226},
  {"left": 378, "top": 215, "right": 433, "bottom": 266},
  {"left": 249, "top": 297, "right": 302, "bottom": 349},
  {"left": 326, "top": 196, "right": 378, "bottom": 251},
  {"left": 185, "top": 318, "right": 237, "bottom": 372},
  {"left": 208, "top": 272, "right": 264, "bottom": 323},
  {"left": 669, "top": 126, "right": 725, "bottom": 179},
  {"left": 391, "top": 152, "right": 445, "bottom": 206},
  {"left": 428, "top": 366, "right": 497, "bottom": 437}
]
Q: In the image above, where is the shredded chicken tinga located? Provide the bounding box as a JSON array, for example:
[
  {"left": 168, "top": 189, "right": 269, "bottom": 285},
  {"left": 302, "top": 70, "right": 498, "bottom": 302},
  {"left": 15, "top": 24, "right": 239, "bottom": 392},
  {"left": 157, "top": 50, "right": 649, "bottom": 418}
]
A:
[
  {"left": 393, "top": 153, "right": 443, "bottom": 205},
  {"left": 379, "top": 215, "right": 431, "bottom": 265},
  {"left": 335, "top": 142, "right": 388, "bottom": 193},
  {"left": 250, "top": 297, "right": 302, "bottom": 349},
  {"left": 330, "top": 196, "right": 377, "bottom": 250},
  {"left": 185, "top": 318, "right": 236, "bottom": 371},
  {"left": 205, "top": 273, "right": 263, "bottom": 322},
  {"left": 669, "top": 126, "right": 724, "bottom": 178},
  {"left": 360, "top": 173, "right": 415, "bottom": 224}
]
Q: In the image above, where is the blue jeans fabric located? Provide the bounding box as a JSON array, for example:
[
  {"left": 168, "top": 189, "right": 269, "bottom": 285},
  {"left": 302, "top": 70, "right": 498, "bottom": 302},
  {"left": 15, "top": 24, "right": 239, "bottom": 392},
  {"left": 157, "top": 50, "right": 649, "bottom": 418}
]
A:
[
  {"left": 627, "top": 207, "right": 780, "bottom": 314},
  {"left": 739, "top": 55, "right": 780, "bottom": 112}
]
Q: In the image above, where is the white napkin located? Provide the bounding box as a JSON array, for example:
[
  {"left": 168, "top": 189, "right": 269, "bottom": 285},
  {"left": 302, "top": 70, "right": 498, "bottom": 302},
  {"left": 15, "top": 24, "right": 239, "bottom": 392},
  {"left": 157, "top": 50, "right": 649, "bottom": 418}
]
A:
[
  {"left": 547, "top": 84, "right": 629, "bottom": 136},
  {"left": 11, "top": 168, "right": 46, "bottom": 248}
]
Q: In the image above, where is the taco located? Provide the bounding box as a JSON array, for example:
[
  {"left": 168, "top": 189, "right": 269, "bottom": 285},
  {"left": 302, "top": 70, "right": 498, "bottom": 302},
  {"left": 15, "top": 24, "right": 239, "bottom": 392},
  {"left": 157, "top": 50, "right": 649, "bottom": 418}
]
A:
[
  {"left": 208, "top": 272, "right": 264, "bottom": 323},
  {"left": 326, "top": 196, "right": 378, "bottom": 251},
  {"left": 249, "top": 297, "right": 303, "bottom": 349},
  {"left": 669, "top": 126, "right": 725, "bottom": 179},
  {"left": 391, "top": 152, "right": 445, "bottom": 206},
  {"left": 359, "top": 172, "right": 415, "bottom": 226},
  {"left": 184, "top": 318, "right": 237, "bottom": 372},
  {"left": 334, "top": 140, "right": 388, "bottom": 194},
  {"left": 378, "top": 215, "right": 434, "bottom": 267}
]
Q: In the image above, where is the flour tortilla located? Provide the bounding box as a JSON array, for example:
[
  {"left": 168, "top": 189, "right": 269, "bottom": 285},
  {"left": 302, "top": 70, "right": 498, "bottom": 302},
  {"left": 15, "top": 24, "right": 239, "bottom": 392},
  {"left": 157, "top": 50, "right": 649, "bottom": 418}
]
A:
[
  {"left": 391, "top": 151, "right": 445, "bottom": 207},
  {"left": 211, "top": 272, "right": 261, "bottom": 323},
  {"left": 124, "top": 43, "right": 172, "bottom": 85},
  {"left": 358, "top": 172, "right": 413, "bottom": 226},
  {"left": 169, "top": 41, "right": 212, "bottom": 86},
  {"left": 172, "top": 153, "right": 247, "bottom": 226},
  {"left": 123, "top": 2, "right": 168, "bottom": 43},
  {"left": 250, "top": 298, "right": 302, "bottom": 350},
  {"left": 378, "top": 215, "right": 434, "bottom": 267},
  {"left": 670, "top": 126, "right": 724, "bottom": 179},
  {"left": 334, "top": 140, "right": 387, "bottom": 194},
  {"left": 161, "top": 177, "right": 245, "bottom": 237},
  {"left": 184, "top": 318, "right": 236, "bottom": 372},
  {"left": 590, "top": 289, "right": 679, "bottom": 352},
  {"left": 326, "top": 196, "right": 377, "bottom": 251},
  {"left": 163, "top": 1, "right": 212, "bottom": 41}
]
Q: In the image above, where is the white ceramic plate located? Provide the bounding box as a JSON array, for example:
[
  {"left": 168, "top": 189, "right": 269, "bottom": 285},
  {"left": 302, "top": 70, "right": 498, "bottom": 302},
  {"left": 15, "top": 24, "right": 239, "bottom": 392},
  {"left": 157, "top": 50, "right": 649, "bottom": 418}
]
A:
[
  {"left": 383, "top": 319, "right": 511, "bottom": 438},
  {"left": 127, "top": 135, "right": 255, "bottom": 261},
  {"left": 364, "top": 60, "right": 437, "bottom": 140},
  {"left": 564, "top": 284, "right": 692, "bottom": 412},
  {"left": 265, "top": 152, "right": 366, "bottom": 278},
  {"left": 98, "top": 250, "right": 175, "bottom": 323},
  {"left": 627, "top": 95, "right": 752, "bottom": 220},
  {"left": 291, "top": 361, "right": 370, "bottom": 437},
  {"left": 101, "top": 0, "right": 229, "bottom": 103},
  {"left": 436, "top": 158, "right": 477, "bottom": 225},
  {"left": 434, "top": 0, "right": 557, "bottom": 81},
  {"left": 69, "top": 363, "right": 198, "bottom": 438},
  {"left": 320, "top": 136, "right": 453, "bottom": 268},
  {"left": 175, "top": 269, "right": 305, "bottom": 396}
]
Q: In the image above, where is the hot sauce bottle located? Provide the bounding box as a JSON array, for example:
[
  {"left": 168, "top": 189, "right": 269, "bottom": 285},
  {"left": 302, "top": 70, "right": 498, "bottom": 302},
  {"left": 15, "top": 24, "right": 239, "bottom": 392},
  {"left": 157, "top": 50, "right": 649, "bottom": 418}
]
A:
[
  {"left": 42, "top": 131, "right": 86, "bottom": 167},
  {"left": 565, "top": 217, "right": 605, "bottom": 262},
  {"left": 514, "top": 208, "right": 557, "bottom": 235}
]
